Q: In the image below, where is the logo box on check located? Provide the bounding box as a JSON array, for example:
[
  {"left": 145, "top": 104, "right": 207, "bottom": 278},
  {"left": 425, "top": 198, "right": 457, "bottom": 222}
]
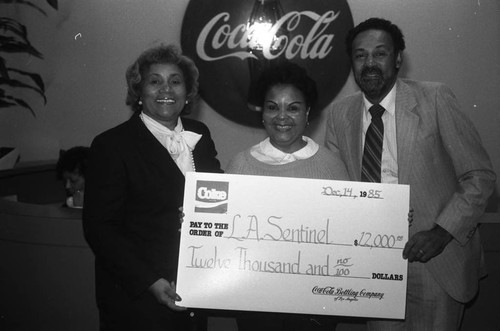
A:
[{"left": 195, "top": 180, "right": 229, "bottom": 213}]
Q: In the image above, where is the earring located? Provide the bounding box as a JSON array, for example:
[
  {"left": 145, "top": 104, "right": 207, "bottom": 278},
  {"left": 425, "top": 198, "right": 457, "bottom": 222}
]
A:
[
  {"left": 185, "top": 100, "right": 189, "bottom": 105},
  {"left": 138, "top": 99, "right": 142, "bottom": 105}
]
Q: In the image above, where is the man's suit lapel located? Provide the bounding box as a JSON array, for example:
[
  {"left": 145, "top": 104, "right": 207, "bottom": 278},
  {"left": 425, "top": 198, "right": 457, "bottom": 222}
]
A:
[
  {"left": 345, "top": 96, "right": 363, "bottom": 181},
  {"left": 395, "top": 80, "right": 419, "bottom": 184}
]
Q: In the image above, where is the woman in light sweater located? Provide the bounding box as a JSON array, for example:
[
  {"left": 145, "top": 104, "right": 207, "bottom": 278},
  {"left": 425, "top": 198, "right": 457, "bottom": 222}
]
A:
[
  {"left": 226, "top": 62, "right": 348, "bottom": 331},
  {"left": 226, "top": 62, "right": 348, "bottom": 181}
]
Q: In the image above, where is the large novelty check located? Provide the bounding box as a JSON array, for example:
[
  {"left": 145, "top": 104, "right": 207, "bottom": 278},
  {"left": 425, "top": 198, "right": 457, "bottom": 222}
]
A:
[{"left": 177, "top": 172, "right": 409, "bottom": 319}]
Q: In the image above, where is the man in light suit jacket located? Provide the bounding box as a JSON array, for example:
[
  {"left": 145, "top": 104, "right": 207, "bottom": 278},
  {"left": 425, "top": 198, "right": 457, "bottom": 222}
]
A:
[{"left": 325, "top": 18, "right": 496, "bottom": 330}]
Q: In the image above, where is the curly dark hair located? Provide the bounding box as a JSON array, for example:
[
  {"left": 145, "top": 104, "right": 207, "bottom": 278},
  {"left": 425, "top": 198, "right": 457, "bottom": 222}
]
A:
[
  {"left": 56, "top": 146, "right": 90, "bottom": 179},
  {"left": 345, "top": 18, "right": 406, "bottom": 57},
  {"left": 255, "top": 62, "right": 318, "bottom": 112},
  {"left": 125, "top": 44, "right": 199, "bottom": 114}
]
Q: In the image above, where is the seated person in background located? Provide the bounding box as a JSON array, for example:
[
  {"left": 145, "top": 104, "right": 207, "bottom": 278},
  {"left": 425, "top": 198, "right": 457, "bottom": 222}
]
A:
[
  {"left": 56, "top": 146, "right": 90, "bottom": 208},
  {"left": 226, "top": 62, "right": 349, "bottom": 331}
]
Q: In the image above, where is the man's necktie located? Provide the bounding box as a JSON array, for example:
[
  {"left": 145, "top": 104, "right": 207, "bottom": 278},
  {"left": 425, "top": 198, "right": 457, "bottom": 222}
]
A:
[{"left": 361, "top": 104, "right": 385, "bottom": 182}]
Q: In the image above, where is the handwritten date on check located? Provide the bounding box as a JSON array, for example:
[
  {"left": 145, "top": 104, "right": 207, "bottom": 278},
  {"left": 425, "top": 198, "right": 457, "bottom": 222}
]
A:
[{"left": 177, "top": 172, "right": 409, "bottom": 319}]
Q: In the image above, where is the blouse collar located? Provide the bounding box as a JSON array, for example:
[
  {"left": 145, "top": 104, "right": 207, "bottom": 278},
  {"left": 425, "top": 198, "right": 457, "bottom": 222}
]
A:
[{"left": 250, "top": 136, "right": 319, "bottom": 165}]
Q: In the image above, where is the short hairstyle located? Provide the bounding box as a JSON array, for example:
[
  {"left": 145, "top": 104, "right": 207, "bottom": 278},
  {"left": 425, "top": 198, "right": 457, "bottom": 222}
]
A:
[
  {"left": 345, "top": 17, "right": 406, "bottom": 57},
  {"left": 125, "top": 44, "right": 199, "bottom": 114},
  {"left": 255, "top": 62, "right": 318, "bottom": 111},
  {"left": 56, "top": 146, "right": 90, "bottom": 179}
]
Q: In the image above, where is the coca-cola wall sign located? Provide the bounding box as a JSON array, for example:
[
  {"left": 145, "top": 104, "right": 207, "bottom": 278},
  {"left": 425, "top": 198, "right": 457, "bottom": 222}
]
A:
[{"left": 181, "top": 0, "right": 353, "bottom": 127}]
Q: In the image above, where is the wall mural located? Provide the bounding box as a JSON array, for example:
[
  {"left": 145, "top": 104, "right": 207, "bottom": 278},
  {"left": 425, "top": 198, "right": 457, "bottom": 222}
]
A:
[{"left": 181, "top": 0, "right": 354, "bottom": 127}]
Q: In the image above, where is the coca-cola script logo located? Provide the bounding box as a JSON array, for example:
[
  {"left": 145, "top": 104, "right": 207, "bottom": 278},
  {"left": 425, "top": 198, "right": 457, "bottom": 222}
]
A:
[{"left": 181, "top": 0, "right": 353, "bottom": 127}]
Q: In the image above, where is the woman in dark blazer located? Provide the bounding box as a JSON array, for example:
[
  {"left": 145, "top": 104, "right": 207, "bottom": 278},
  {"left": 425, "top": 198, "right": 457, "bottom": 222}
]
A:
[{"left": 82, "top": 44, "right": 222, "bottom": 331}]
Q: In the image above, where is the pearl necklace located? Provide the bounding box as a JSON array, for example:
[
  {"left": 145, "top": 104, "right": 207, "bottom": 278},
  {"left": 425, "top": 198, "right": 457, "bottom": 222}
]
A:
[{"left": 190, "top": 150, "right": 196, "bottom": 172}]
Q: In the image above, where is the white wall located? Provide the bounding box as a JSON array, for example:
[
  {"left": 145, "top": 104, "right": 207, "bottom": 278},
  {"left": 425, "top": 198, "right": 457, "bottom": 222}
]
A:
[{"left": 1, "top": 0, "right": 499, "bottom": 206}]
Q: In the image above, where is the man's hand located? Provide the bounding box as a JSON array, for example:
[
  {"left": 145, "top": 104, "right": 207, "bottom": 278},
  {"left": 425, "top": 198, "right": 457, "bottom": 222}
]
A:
[
  {"left": 148, "top": 278, "right": 186, "bottom": 311},
  {"left": 403, "top": 225, "right": 453, "bottom": 263}
]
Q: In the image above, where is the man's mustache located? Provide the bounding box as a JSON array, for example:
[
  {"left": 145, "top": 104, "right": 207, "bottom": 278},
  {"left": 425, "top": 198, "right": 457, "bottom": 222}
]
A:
[{"left": 361, "top": 67, "right": 383, "bottom": 78}]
